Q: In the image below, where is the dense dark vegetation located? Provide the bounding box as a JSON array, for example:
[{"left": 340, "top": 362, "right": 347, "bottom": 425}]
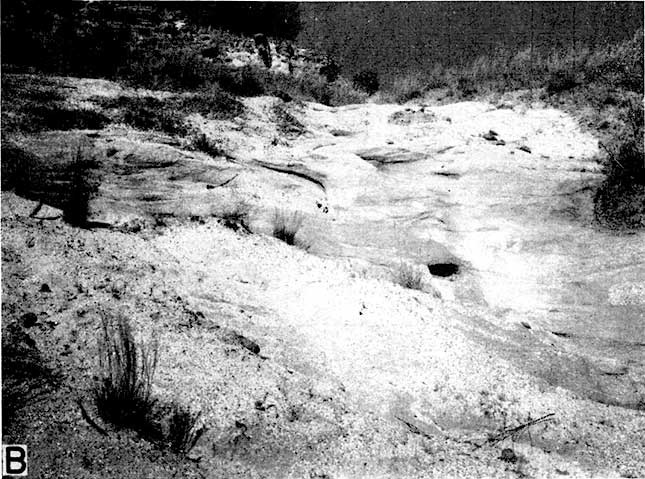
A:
[{"left": 1, "top": 1, "right": 642, "bottom": 229}]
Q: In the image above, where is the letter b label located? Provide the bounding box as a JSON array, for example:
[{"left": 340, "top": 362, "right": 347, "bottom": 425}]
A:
[{"left": 2, "top": 445, "right": 28, "bottom": 476}]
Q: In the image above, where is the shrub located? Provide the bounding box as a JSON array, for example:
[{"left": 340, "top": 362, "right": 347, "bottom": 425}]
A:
[
  {"left": 95, "top": 89, "right": 243, "bottom": 124},
  {"left": 325, "top": 77, "right": 368, "bottom": 106},
  {"left": 214, "top": 64, "right": 268, "bottom": 96},
  {"left": 272, "top": 209, "right": 305, "bottom": 245},
  {"left": 189, "top": 133, "right": 227, "bottom": 157},
  {"left": 455, "top": 76, "right": 479, "bottom": 98},
  {"left": 273, "top": 103, "right": 305, "bottom": 137},
  {"left": 121, "top": 97, "right": 189, "bottom": 136},
  {"left": 219, "top": 199, "right": 251, "bottom": 232},
  {"left": 353, "top": 70, "right": 380, "bottom": 95},
  {"left": 3, "top": 101, "right": 110, "bottom": 133},
  {"left": 388, "top": 74, "right": 428, "bottom": 104},
  {"left": 122, "top": 42, "right": 220, "bottom": 91},
  {"left": 394, "top": 263, "right": 424, "bottom": 290},
  {"left": 93, "top": 314, "right": 158, "bottom": 433},
  {"left": 176, "top": 88, "right": 244, "bottom": 119},
  {"left": 546, "top": 69, "right": 579, "bottom": 94},
  {"left": 594, "top": 97, "right": 645, "bottom": 229},
  {"left": 320, "top": 60, "right": 341, "bottom": 83}
]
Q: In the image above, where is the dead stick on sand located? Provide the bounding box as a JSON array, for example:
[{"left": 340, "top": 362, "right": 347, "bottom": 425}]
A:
[
  {"left": 216, "top": 174, "right": 239, "bottom": 188},
  {"left": 486, "top": 413, "right": 555, "bottom": 446},
  {"left": 77, "top": 398, "right": 109, "bottom": 437}
]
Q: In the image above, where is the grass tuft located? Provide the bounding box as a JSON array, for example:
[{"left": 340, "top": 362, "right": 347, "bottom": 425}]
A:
[
  {"left": 219, "top": 199, "right": 251, "bottom": 232},
  {"left": 93, "top": 314, "right": 158, "bottom": 433},
  {"left": 394, "top": 263, "right": 424, "bottom": 290},
  {"left": 167, "top": 403, "right": 206, "bottom": 454},
  {"left": 189, "top": 133, "right": 228, "bottom": 157},
  {"left": 272, "top": 209, "right": 305, "bottom": 245},
  {"left": 64, "top": 142, "right": 101, "bottom": 227}
]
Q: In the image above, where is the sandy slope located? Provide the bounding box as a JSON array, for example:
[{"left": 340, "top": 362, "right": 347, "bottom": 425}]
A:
[{"left": 2, "top": 77, "right": 644, "bottom": 478}]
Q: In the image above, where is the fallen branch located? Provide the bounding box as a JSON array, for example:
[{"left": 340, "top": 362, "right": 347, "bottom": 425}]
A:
[
  {"left": 216, "top": 174, "right": 239, "bottom": 188},
  {"left": 599, "top": 141, "right": 624, "bottom": 171},
  {"left": 487, "top": 413, "right": 555, "bottom": 446},
  {"left": 77, "top": 398, "right": 108, "bottom": 436}
]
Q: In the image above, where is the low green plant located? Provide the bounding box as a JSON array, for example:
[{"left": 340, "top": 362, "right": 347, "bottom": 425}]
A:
[{"left": 272, "top": 209, "right": 305, "bottom": 245}]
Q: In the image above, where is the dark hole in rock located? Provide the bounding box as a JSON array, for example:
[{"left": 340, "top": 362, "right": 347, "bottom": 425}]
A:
[{"left": 428, "top": 262, "right": 459, "bottom": 277}]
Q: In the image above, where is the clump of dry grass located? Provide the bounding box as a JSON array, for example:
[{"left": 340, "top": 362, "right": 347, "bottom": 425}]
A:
[
  {"left": 65, "top": 142, "right": 101, "bottom": 227},
  {"left": 219, "top": 198, "right": 251, "bottom": 232},
  {"left": 93, "top": 314, "right": 158, "bottom": 433},
  {"left": 167, "top": 403, "right": 206, "bottom": 454},
  {"left": 189, "top": 133, "right": 228, "bottom": 157},
  {"left": 272, "top": 209, "right": 305, "bottom": 246},
  {"left": 394, "top": 262, "right": 424, "bottom": 290},
  {"left": 92, "top": 314, "right": 207, "bottom": 453}
]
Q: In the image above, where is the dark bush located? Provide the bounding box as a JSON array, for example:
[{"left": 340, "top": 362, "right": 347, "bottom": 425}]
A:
[
  {"left": 353, "top": 70, "right": 380, "bottom": 95},
  {"left": 546, "top": 69, "right": 579, "bottom": 94},
  {"left": 320, "top": 60, "right": 341, "bottom": 83},
  {"left": 214, "top": 65, "right": 268, "bottom": 96},
  {"left": 120, "top": 97, "right": 189, "bottom": 136},
  {"left": 32, "top": 105, "right": 110, "bottom": 131},
  {"left": 200, "top": 44, "right": 220, "bottom": 60},
  {"left": 121, "top": 42, "right": 220, "bottom": 91},
  {"left": 455, "top": 76, "right": 478, "bottom": 98},
  {"left": 177, "top": 88, "right": 244, "bottom": 119},
  {"left": 189, "top": 133, "right": 227, "bottom": 157},
  {"left": 594, "top": 98, "right": 645, "bottom": 229}
]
